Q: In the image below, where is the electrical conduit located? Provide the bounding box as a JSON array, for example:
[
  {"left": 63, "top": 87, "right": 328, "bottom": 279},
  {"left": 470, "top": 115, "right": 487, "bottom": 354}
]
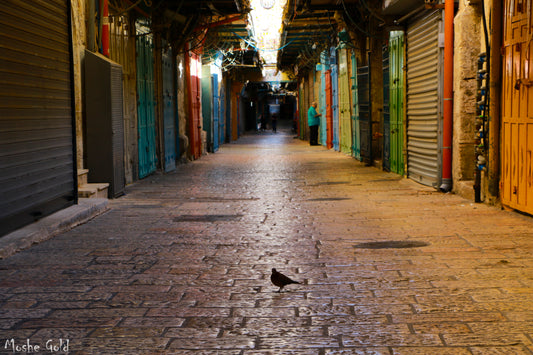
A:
[
  {"left": 440, "top": 0, "right": 454, "bottom": 192},
  {"left": 102, "top": 0, "right": 110, "bottom": 56}
]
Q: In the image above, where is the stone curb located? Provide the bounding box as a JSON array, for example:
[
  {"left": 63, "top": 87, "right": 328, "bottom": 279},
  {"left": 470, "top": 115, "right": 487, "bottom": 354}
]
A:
[{"left": 0, "top": 198, "right": 109, "bottom": 259}]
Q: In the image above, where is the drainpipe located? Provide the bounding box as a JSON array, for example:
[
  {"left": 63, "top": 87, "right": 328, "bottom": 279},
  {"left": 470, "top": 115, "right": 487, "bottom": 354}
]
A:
[
  {"left": 88, "top": 0, "right": 96, "bottom": 52},
  {"left": 101, "top": 0, "right": 110, "bottom": 56},
  {"left": 440, "top": 0, "right": 454, "bottom": 192},
  {"left": 488, "top": 0, "right": 502, "bottom": 200}
]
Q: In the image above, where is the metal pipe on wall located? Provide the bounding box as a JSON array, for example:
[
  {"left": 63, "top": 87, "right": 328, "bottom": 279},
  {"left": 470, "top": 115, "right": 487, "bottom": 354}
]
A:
[
  {"left": 87, "top": 0, "right": 96, "bottom": 51},
  {"left": 102, "top": 0, "right": 109, "bottom": 56},
  {"left": 488, "top": 0, "right": 502, "bottom": 200},
  {"left": 440, "top": 0, "right": 454, "bottom": 192}
]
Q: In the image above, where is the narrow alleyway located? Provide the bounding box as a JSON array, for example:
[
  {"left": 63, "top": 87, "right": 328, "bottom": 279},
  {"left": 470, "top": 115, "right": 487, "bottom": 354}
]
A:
[{"left": 1, "top": 126, "right": 533, "bottom": 354}]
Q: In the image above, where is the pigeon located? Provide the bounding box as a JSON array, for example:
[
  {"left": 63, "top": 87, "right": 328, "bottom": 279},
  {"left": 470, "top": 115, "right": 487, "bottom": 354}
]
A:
[{"left": 270, "top": 268, "right": 300, "bottom": 292}]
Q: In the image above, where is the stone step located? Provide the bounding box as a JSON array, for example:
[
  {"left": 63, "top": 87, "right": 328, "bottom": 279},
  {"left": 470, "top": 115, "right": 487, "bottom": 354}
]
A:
[
  {"left": 77, "top": 169, "right": 89, "bottom": 187},
  {"left": 78, "top": 183, "right": 109, "bottom": 199}
]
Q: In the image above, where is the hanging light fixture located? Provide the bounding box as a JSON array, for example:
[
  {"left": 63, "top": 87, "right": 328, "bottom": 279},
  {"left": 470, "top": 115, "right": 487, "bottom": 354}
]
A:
[{"left": 260, "top": 0, "right": 275, "bottom": 10}]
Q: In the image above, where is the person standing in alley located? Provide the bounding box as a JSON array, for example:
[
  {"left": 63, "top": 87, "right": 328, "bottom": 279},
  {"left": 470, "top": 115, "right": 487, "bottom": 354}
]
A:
[
  {"left": 308, "top": 101, "right": 321, "bottom": 145},
  {"left": 271, "top": 113, "right": 278, "bottom": 133}
]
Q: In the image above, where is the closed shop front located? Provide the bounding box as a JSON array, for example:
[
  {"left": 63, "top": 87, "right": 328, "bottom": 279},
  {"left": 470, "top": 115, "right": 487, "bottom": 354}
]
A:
[
  {"left": 201, "top": 66, "right": 213, "bottom": 151},
  {"left": 351, "top": 53, "right": 360, "bottom": 160},
  {"left": 187, "top": 48, "right": 203, "bottom": 157},
  {"left": 136, "top": 23, "right": 157, "bottom": 178},
  {"left": 406, "top": 10, "right": 443, "bottom": 187},
  {"left": 298, "top": 80, "right": 305, "bottom": 140},
  {"left": 383, "top": 43, "right": 390, "bottom": 171},
  {"left": 501, "top": 0, "right": 533, "bottom": 214},
  {"left": 331, "top": 48, "right": 340, "bottom": 152},
  {"left": 0, "top": 0, "right": 76, "bottom": 236},
  {"left": 212, "top": 73, "right": 220, "bottom": 152},
  {"left": 358, "top": 65, "right": 371, "bottom": 164},
  {"left": 390, "top": 30, "right": 405, "bottom": 176},
  {"left": 162, "top": 42, "right": 176, "bottom": 172},
  {"left": 319, "top": 51, "right": 328, "bottom": 147},
  {"left": 325, "top": 69, "right": 334, "bottom": 149},
  {"left": 339, "top": 47, "right": 352, "bottom": 155}
]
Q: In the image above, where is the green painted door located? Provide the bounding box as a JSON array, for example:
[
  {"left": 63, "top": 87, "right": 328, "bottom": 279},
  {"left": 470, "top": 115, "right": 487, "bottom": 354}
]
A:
[
  {"left": 338, "top": 48, "right": 352, "bottom": 155},
  {"left": 390, "top": 31, "right": 405, "bottom": 175},
  {"left": 136, "top": 33, "right": 157, "bottom": 179}
]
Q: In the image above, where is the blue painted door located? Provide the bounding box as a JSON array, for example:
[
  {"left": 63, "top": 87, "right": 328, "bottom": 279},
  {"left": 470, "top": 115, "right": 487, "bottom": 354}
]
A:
[
  {"left": 331, "top": 48, "right": 339, "bottom": 151},
  {"left": 212, "top": 74, "right": 220, "bottom": 152},
  {"left": 162, "top": 44, "right": 176, "bottom": 172},
  {"left": 136, "top": 35, "right": 157, "bottom": 178}
]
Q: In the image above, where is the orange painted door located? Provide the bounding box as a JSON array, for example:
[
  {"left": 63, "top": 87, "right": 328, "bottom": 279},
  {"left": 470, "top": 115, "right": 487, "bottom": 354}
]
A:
[{"left": 501, "top": 0, "right": 533, "bottom": 213}]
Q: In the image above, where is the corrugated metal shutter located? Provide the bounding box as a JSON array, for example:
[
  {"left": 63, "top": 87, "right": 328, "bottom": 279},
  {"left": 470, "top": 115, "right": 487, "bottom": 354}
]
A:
[
  {"left": 406, "top": 10, "right": 442, "bottom": 187},
  {"left": 0, "top": 0, "right": 76, "bottom": 236},
  {"left": 358, "top": 66, "right": 371, "bottom": 164},
  {"left": 84, "top": 50, "right": 125, "bottom": 198},
  {"left": 111, "top": 64, "right": 125, "bottom": 195}
]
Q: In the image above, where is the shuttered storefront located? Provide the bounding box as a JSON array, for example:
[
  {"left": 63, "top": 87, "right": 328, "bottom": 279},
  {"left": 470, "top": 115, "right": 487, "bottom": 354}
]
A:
[
  {"left": 406, "top": 10, "right": 443, "bottom": 187},
  {"left": 136, "top": 29, "right": 157, "bottom": 178},
  {"left": 358, "top": 65, "right": 371, "bottom": 164},
  {"left": 389, "top": 31, "right": 405, "bottom": 176},
  {"left": 500, "top": 0, "right": 533, "bottom": 214},
  {"left": 331, "top": 48, "right": 340, "bottom": 152},
  {"left": 339, "top": 47, "right": 352, "bottom": 155},
  {"left": 0, "top": 0, "right": 76, "bottom": 236},
  {"left": 351, "top": 53, "right": 360, "bottom": 160},
  {"left": 383, "top": 44, "right": 390, "bottom": 171},
  {"left": 162, "top": 42, "right": 176, "bottom": 172}
]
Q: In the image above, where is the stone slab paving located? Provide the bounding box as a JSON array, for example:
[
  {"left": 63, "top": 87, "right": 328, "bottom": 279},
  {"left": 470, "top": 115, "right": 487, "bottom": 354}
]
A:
[{"left": 1, "top": 129, "right": 533, "bottom": 354}]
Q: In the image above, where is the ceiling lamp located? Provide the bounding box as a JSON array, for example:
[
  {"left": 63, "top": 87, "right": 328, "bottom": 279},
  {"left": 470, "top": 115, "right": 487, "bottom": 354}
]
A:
[{"left": 260, "top": 0, "right": 275, "bottom": 9}]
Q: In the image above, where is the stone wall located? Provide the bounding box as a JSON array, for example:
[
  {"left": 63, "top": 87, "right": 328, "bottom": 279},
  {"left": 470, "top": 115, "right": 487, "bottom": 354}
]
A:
[
  {"left": 70, "top": 0, "right": 87, "bottom": 170},
  {"left": 452, "top": 1, "right": 483, "bottom": 200}
]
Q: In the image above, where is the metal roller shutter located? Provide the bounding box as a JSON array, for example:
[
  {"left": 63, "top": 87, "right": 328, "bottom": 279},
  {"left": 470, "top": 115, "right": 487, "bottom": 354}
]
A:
[
  {"left": 406, "top": 10, "right": 443, "bottom": 187},
  {"left": 358, "top": 65, "right": 371, "bottom": 164},
  {"left": 0, "top": 0, "right": 76, "bottom": 236}
]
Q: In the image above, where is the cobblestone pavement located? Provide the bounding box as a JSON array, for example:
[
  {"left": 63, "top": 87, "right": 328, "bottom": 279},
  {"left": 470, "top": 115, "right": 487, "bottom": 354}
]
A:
[{"left": 1, "top": 128, "right": 533, "bottom": 354}]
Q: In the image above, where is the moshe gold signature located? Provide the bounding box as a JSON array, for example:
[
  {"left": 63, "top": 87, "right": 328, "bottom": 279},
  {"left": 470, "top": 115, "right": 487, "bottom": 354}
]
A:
[{"left": 4, "top": 339, "right": 69, "bottom": 353}]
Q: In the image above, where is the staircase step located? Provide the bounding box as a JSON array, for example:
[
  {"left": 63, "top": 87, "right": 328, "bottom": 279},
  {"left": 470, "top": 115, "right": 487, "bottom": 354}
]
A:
[
  {"left": 79, "top": 183, "right": 109, "bottom": 199},
  {"left": 77, "top": 169, "right": 89, "bottom": 187}
]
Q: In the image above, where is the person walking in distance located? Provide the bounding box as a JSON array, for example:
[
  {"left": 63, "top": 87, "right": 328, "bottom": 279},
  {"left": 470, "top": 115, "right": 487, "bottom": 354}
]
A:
[{"left": 308, "top": 101, "right": 321, "bottom": 145}]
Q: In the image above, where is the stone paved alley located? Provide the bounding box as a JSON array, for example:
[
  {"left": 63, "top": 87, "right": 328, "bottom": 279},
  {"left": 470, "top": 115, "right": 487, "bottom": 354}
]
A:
[{"left": 1, "top": 128, "right": 533, "bottom": 354}]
